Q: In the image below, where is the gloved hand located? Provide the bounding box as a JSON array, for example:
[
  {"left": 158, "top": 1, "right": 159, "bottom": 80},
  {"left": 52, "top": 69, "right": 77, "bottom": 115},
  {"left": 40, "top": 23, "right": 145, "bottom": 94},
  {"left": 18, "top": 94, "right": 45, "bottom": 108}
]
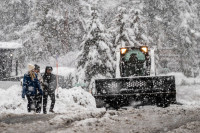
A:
[
  {"left": 43, "top": 82, "right": 48, "bottom": 87},
  {"left": 22, "top": 94, "right": 25, "bottom": 99}
]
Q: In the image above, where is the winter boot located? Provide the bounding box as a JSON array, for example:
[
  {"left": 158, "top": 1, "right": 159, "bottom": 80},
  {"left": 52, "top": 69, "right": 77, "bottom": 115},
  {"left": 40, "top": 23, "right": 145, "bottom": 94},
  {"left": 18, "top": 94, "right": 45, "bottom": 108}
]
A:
[
  {"left": 43, "top": 110, "right": 47, "bottom": 114},
  {"left": 49, "top": 109, "right": 55, "bottom": 113}
]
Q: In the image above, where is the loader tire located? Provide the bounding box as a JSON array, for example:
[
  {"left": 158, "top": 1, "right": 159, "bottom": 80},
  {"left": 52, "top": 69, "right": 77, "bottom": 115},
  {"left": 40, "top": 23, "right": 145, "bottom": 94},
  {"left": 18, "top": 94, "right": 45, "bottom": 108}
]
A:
[{"left": 108, "top": 98, "right": 122, "bottom": 110}]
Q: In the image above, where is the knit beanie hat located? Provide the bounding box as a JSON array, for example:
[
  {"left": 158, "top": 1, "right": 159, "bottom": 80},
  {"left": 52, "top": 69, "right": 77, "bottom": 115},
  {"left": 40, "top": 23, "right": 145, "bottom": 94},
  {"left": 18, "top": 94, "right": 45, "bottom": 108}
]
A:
[
  {"left": 28, "top": 64, "right": 35, "bottom": 71},
  {"left": 34, "top": 64, "right": 40, "bottom": 70}
]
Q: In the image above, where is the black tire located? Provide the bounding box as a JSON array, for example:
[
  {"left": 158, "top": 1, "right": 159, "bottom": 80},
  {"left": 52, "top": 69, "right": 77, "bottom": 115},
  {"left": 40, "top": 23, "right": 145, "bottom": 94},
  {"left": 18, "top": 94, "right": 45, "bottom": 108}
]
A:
[{"left": 107, "top": 98, "right": 121, "bottom": 110}]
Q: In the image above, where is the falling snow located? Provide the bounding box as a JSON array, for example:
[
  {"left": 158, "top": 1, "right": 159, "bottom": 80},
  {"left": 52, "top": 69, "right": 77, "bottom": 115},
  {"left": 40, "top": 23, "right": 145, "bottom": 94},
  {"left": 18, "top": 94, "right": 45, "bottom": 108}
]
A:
[{"left": 0, "top": 0, "right": 200, "bottom": 133}]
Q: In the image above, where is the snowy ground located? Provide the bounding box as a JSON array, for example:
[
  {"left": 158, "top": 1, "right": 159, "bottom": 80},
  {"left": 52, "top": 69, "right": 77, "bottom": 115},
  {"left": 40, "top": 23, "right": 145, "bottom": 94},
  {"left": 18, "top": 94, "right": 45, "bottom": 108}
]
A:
[
  {"left": 1, "top": 105, "right": 200, "bottom": 133},
  {"left": 1, "top": 75, "right": 200, "bottom": 132}
]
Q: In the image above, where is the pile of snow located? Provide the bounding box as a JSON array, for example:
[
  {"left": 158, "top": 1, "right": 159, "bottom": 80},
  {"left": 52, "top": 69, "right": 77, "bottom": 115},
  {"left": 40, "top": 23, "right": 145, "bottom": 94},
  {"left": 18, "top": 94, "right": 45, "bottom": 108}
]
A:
[
  {"left": 0, "top": 85, "right": 26, "bottom": 114},
  {"left": 176, "top": 85, "right": 200, "bottom": 105},
  {"left": 54, "top": 87, "right": 96, "bottom": 113},
  {"left": 166, "top": 72, "right": 200, "bottom": 86},
  {"left": 0, "top": 85, "right": 96, "bottom": 114}
]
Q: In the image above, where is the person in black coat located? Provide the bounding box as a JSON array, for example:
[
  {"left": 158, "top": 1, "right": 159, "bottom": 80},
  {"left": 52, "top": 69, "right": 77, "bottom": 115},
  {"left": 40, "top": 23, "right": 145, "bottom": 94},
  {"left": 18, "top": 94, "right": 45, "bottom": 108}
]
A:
[{"left": 42, "top": 66, "right": 57, "bottom": 114}]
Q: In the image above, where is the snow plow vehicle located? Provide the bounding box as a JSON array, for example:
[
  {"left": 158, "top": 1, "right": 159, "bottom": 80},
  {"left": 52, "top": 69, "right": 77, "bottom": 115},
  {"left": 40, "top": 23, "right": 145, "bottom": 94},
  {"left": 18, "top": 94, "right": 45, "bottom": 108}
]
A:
[{"left": 94, "top": 46, "right": 176, "bottom": 109}]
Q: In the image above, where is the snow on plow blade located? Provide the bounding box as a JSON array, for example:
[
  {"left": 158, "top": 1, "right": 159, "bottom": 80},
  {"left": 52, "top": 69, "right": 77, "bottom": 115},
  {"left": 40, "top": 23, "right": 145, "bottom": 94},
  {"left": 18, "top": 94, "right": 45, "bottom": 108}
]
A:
[{"left": 94, "top": 76, "right": 176, "bottom": 109}]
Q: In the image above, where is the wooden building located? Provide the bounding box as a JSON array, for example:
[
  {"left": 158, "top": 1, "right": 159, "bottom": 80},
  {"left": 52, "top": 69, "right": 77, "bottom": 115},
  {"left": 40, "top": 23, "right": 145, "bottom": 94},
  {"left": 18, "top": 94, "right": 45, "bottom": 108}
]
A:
[
  {"left": 156, "top": 48, "right": 181, "bottom": 74},
  {"left": 156, "top": 46, "right": 200, "bottom": 76},
  {"left": 0, "top": 42, "right": 22, "bottom": 79}
]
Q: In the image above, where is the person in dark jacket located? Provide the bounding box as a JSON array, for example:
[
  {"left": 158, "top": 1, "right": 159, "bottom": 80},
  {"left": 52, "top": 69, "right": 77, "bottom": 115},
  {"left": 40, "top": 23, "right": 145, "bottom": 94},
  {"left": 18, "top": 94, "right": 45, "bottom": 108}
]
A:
[
  {"left": 34, "top": 64, "right": 43, "bottom": 113},
  {"left": 22, "top": 64, "right": 43, "bottom": 112},
  {"left": 42, "top": 66, "right": 57, "bottom": 114}
]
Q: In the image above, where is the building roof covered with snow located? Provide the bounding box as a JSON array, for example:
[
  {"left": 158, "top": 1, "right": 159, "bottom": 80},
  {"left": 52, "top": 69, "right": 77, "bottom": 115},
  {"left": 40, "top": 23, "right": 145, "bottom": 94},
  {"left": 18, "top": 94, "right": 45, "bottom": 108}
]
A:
[{"left": 0, "top": 42, "right": 23, "bottom": 49}]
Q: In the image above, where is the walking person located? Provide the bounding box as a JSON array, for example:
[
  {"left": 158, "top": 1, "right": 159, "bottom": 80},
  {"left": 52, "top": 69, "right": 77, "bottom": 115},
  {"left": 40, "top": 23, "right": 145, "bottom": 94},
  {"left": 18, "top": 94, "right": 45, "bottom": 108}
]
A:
[
  {"left": 34, "top": 64, "right": 43, "bottom": 113},
  {"left": 42, "top": 66, "right": 57, "bottom": 114},
  {"left": 22, "top": 64, "right": 43, "bottom": 112}
]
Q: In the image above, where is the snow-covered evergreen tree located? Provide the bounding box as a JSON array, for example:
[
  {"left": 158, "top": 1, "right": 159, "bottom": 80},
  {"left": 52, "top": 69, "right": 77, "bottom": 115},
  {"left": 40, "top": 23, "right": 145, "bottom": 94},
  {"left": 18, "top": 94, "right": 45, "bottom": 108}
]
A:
[
  {"left": 14, "top": 0, "right": 70, "bottom": 67},
  {"left": 109, "top": 7, "right": 133, "bottom": 49},
  {"left": 76, "top": 8, "right": 115, "bottom": 91},
  {"left": 128, "top": 8, "right": 152, "bottom": 46},
  {"left": 109, "top": 6, "right": 151, "bottom": 56},
  {"left": 143, "top": 0, "right": 199, "bottom": 76},
  {"left": 176, "top": 0, "right": 199, "bottom": 77},
  {"left": 143, "top": 0, "right": 180, "bottom": 74}
]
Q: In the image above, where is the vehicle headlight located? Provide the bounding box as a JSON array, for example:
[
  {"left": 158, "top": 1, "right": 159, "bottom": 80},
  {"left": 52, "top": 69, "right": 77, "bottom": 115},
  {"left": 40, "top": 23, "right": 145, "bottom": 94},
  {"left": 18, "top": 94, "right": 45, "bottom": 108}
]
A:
[
  {"left": 140, "top": 46, "right": 148, "bottom": 53},
  {"left": 121, "top": 48, "right": 127, "bottom": 54}
]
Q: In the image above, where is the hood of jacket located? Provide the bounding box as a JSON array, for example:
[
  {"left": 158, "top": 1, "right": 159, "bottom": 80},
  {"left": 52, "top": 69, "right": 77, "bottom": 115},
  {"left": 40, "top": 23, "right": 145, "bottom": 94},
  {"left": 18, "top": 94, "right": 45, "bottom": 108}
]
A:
[{"left": 45, "top": 66, "right": 53, "bottom": 74}]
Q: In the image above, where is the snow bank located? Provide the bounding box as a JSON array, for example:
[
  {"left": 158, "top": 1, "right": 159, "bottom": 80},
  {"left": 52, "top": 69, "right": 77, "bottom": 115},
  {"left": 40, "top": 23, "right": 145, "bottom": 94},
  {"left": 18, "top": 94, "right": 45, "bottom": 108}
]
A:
[
  {"left": 176, "top": 85, "right": 200, "bottom": 105},
  {"left": 0, "top": 85, "right": 96, "bottom": 114},
  {"left": 54, "top": 87, "right": 96, "bottom": 113},
  {"left": 0, "top": 85, "right": 26, "bottom": 114},
  {"left": 160, "top": 72, "right": 200, "bottom": 105},
  {"left": 166, "top": 72, "right": 200, "bottom": 86}
]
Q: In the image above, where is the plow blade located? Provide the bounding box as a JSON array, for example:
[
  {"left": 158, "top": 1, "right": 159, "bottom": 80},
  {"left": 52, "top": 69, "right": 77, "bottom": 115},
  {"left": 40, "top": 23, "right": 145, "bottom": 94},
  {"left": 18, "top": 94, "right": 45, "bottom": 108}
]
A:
[{"left": 94, "top": 76, "right": 176, "bottom": 109}]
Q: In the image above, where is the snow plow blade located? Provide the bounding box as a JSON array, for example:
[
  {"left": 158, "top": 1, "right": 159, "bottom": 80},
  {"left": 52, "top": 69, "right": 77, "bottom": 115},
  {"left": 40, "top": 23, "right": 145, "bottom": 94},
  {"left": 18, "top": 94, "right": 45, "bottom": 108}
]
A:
[{"left": 94, "top": 76, "right": 176, "bottom": 109}]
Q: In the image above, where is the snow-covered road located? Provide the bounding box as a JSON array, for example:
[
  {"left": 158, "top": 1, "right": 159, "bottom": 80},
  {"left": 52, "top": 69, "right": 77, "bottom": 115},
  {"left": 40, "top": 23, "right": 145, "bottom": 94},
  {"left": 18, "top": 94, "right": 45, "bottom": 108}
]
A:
[
  {"left": 1, "top": 105, "right": 200, "bottom": 133},
  {"left": 59, "top": 106, "right": 200, "bottom": 133},
  {"left": 1, "top": 83, "right": 200, "bottom": 133}
]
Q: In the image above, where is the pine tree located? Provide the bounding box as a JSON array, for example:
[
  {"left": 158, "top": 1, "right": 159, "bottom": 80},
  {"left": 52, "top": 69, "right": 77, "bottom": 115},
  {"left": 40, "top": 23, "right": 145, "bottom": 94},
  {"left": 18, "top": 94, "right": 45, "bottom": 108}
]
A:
[
  {"left": 15, "top": 0, "right": 70, "bottom": 65},
  {"left": 128, "top": 8, "right": 152, "bottom": 46},
  {"left": 176, "top": 0, "right": 199, "bottom": 77},
  {"left": 76, "top": 8, "right": 115, "bottom": 91},
  {"left": 109, "top": 7, "right": 134, "bottom": 50},
  {"left": 143, "top": 0, "right": 200, "bottom": 76}
]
